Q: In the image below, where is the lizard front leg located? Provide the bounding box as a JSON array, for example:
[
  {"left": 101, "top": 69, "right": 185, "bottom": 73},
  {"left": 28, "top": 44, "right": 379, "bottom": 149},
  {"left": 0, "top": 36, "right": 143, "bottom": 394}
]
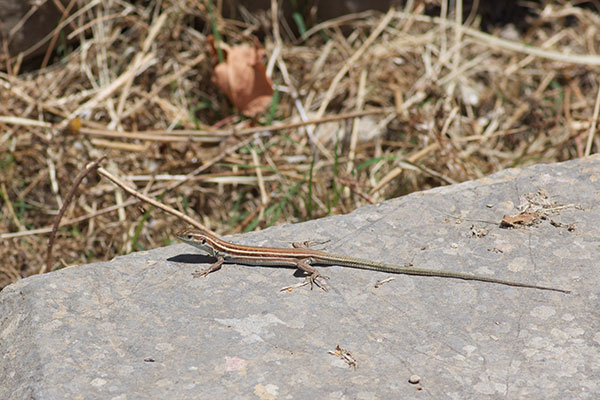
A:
[
  {"left": 192, "top": 255, "right": 225, "bottom": 278},
  {"left": 296, "top": 258, "right": 329, "bottom": 291}
]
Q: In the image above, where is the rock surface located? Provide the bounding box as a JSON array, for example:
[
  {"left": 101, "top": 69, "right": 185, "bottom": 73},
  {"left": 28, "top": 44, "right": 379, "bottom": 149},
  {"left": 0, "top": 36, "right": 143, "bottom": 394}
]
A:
[
  {"left": 1, "top": 156, "right": 598, "bottom": 399},
  {"left": 0, "top": 0, "right": 73, "bottom": 62}
]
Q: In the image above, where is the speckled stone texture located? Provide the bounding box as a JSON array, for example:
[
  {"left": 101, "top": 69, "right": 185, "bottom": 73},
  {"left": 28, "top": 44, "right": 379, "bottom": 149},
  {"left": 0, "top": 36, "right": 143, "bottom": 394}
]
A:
[{"left": 2, "top": 155, "right": 599, "bottom": 399}]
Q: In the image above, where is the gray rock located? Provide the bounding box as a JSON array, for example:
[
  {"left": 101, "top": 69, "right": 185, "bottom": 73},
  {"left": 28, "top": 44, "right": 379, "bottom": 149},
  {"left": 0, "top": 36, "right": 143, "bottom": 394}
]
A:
[
  {"left": 0, "top": 0, "right": 74, "bottom": 62},
  {"left": 2, "top": 155, "right": 598, "bottom": 399}
]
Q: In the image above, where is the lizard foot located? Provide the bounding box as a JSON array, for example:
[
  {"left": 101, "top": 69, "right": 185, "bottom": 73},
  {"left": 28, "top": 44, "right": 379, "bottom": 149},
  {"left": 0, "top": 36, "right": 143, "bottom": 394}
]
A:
[
  {"left": 192, "top": 269, "right": 211, "bottom": 278},
  {"left": 306, "top": 273, "right": 329, "bottom": 291}
]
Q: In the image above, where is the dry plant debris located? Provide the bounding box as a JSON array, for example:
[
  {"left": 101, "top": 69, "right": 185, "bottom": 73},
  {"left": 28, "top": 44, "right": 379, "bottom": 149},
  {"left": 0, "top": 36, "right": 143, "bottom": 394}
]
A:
[
  {"left": 328, "top": 344, "right": 358, "bottom": 369},
  {"left": 499, "top": 189, "right": 580, "bottom": 229},
  {"left": 1, "top": 1, "right": 600, "bottom": 289}
]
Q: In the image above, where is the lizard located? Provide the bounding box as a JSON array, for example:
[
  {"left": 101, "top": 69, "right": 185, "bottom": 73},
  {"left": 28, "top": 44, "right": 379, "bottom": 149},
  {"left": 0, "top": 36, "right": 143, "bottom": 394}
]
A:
[{"left": 176, "top": 228, "right": 571, "bottom": 294}]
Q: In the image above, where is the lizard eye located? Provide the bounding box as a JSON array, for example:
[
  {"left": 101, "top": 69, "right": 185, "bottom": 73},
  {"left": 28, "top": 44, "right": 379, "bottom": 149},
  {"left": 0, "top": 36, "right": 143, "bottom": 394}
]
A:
[
  {"left": 187, "top": 235, "right": 193, "bottom": 240},
  {"left": 200, "top": 239, "right": 206, "bottom": 245}
]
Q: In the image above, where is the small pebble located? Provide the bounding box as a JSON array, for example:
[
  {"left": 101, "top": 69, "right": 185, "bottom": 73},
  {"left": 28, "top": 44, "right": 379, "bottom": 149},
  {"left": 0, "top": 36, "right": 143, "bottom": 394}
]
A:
[{"left": 408, "top": 375, "right": 421, "bottom": 384}]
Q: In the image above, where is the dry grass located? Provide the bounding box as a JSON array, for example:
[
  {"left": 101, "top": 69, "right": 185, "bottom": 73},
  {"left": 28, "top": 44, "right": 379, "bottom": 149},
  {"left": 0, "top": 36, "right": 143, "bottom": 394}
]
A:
[{"left": 1, "top": 1, "right": 599, "bottom": 289}]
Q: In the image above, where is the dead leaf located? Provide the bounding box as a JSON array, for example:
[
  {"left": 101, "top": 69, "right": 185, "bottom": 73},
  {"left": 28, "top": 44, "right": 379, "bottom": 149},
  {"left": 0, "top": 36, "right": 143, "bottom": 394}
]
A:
[
  {"left": 500, "top": 211, "right": 540, "bottom": 228},
  {"left": 209, "top": 36, "right": 273, "bottom": 117}
]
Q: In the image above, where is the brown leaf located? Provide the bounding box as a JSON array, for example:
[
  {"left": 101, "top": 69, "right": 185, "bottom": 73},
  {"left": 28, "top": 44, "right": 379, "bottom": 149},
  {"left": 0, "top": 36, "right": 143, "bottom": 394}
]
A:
[
  {"left": 500, "top": 211, "right": 540, "bottom": 228},
  {"left": 209, "top": 36, "right": 273, "bottom": 117}
]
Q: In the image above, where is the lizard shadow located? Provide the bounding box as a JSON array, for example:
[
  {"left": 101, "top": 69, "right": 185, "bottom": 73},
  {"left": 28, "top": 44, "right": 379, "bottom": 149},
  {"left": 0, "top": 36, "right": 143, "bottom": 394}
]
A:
[
  {"left": 168, "top": 253, "right": 308, "bottom": 277},
  {"left": 168, "top": 254, "right": 214, "bottom": 264}
]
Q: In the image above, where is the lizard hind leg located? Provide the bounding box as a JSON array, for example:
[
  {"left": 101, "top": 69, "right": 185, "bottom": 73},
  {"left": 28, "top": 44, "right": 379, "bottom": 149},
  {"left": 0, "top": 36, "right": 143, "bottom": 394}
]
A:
[
  {"left": 296, "top": 258, "right": 329, "bottom": 291},
  {"left": 292, "top": 239, "right": 331, "bottom": 249}
]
